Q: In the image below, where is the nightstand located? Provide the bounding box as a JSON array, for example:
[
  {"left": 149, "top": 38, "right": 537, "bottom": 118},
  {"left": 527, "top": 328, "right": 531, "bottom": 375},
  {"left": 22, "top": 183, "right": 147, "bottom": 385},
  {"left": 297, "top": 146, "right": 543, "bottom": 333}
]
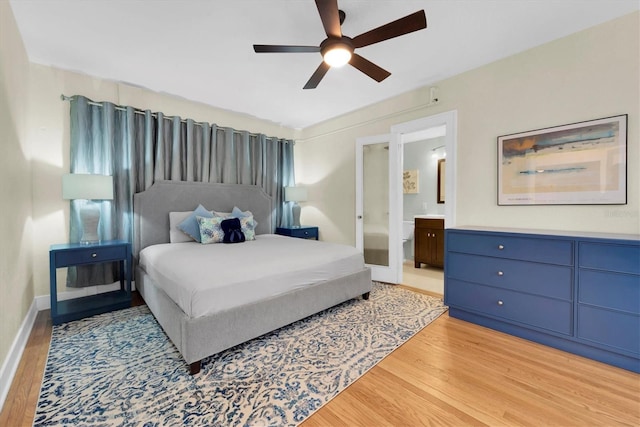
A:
[
  {"left": 276, "top": 226, "right": 319, "bottom": 240},
  {"left": 49, "top": 240, "right": 132, "bottom": 325}
]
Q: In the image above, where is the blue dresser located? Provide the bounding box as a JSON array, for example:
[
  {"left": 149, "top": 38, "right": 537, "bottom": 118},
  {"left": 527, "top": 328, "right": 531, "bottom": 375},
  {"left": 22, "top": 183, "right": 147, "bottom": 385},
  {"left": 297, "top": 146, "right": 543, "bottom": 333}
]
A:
[{"left": 445, "top": 227, "right": 639, "bottom": 373}]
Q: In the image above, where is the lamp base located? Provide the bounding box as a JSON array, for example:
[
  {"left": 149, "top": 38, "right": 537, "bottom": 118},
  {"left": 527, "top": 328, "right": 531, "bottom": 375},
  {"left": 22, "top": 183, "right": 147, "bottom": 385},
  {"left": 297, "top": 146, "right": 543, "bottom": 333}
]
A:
[
  {"left": 291, "top": 202, "right": 301, "bottom": 228},
  {"left": 79, "top": 203, "right": 101, "bottom": 244}
]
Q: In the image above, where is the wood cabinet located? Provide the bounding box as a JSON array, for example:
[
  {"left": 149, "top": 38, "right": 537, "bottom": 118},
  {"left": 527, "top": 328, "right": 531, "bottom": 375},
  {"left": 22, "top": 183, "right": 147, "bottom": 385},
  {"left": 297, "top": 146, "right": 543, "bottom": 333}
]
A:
[
  {"left": 414, "top": 218, "right": 444, "bottom": 268},
  {"left": 444, "top": 227, "right": 639, "bottom": 373}
]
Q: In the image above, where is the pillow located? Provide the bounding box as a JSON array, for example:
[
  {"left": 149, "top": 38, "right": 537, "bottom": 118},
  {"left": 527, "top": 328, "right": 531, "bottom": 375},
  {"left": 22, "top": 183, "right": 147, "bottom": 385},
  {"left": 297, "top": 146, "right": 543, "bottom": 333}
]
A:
[
  {"left": 197, "top": 216, "right": 225, "bottom": 244},
  {"left": 231, "top": 206, "right": 258, "bottom": 240},
  {"left": 238, "top": 217, "right": 255, "bottom": 241},
  {"left": 169, "top": 211, "right": 198, "bottom": 243},
  {"left": 221, "top": 218, "right": 245, "bottom": 244},
  {"left": 177, "top": 204, "right": 214, "bottom": 242}
]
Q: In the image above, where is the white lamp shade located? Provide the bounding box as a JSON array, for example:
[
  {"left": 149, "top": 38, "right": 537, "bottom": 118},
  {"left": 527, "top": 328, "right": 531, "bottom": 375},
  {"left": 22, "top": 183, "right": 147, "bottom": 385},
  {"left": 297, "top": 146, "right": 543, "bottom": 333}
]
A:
[
  {"left": 62, "top": 174, "right": 114, "bottom": 200},
  {"left": 284, "top": 186, "right": 308, "bottom": 202}
]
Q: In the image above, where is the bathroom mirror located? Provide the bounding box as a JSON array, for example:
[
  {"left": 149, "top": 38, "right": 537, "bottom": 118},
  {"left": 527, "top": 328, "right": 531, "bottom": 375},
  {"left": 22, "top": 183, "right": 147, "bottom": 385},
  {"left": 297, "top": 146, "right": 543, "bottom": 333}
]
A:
[{"left": 437, "top": 159, "right": 445, "bottom": 204}]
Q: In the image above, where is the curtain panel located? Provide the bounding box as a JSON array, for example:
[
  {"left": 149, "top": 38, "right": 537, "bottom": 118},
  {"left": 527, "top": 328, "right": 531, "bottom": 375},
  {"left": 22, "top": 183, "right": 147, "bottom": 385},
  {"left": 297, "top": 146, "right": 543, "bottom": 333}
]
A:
[{"left": 68, "top": 95, "right": 295, "bottom": 287}]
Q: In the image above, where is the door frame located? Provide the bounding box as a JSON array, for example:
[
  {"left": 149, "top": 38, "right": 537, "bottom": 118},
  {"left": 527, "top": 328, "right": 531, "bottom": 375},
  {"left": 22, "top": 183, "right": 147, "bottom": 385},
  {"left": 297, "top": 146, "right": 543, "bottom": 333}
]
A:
[{"left": 390, "top": 110, "right": 458, "bottom": 284}]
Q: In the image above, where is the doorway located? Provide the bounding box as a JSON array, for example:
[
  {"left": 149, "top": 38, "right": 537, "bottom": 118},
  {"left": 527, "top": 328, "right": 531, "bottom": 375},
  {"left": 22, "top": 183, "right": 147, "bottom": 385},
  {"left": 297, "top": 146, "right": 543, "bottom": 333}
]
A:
[{"left": 391, "top": 111, "right": 458, "bottom": 294}]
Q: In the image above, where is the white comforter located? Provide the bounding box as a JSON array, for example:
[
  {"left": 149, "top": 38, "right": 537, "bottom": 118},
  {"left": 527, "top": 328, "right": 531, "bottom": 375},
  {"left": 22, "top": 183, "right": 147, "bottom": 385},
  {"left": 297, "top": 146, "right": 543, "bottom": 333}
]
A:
[{"left": 139, "top": 234, "right": 365, "bottom": 318}]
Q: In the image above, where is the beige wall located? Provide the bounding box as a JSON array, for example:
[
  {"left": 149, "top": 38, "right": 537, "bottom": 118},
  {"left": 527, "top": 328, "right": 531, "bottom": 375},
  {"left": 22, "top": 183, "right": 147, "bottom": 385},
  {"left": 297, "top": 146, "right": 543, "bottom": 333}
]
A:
[
  {"left": 0, "top": 1, "right": 33, "bottom": 371},
  {"left": 296, "top": 12, "right": 639, "bottom": 245}
]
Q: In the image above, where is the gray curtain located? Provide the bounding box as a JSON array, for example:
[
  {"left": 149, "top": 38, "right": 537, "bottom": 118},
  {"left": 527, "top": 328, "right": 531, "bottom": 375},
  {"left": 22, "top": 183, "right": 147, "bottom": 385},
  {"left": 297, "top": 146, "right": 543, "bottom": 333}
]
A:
[{"left": 68, "top": 95, "right": 295, "bottom": 287}]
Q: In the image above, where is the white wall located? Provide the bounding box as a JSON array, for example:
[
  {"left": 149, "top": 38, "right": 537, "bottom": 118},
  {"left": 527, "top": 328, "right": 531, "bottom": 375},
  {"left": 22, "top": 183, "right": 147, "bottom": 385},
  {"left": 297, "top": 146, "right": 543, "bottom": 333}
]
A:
[
  {"left": 295, "top": 12, "right": 639, "bottom": 245},
  {"left": 403, "top": 137, "right": 446, "bottom": 220}
]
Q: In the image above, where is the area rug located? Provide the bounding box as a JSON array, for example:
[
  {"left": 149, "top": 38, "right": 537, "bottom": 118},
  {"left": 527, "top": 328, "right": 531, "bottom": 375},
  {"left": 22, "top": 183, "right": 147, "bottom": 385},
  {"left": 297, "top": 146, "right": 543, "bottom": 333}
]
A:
[{"left": 34, "top": 282, "right": 447, "bottom": 426}]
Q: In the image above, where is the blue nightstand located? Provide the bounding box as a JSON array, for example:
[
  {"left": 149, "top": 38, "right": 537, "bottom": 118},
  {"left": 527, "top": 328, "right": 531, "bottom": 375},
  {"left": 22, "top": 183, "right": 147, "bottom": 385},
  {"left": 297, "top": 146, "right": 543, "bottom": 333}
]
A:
[
  {"left": 49, "top": 240, "right": 132, "bottom": 325},
  {"left": 276, "top": 226, "right": 319, "bottom": 240}
]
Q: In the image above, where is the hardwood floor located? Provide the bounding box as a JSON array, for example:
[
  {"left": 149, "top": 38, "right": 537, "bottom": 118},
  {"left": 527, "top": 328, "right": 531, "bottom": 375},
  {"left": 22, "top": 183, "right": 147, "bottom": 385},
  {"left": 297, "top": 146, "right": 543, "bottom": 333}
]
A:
[{"left": 2, "top": 290, "right": 638, "bottom": 426}]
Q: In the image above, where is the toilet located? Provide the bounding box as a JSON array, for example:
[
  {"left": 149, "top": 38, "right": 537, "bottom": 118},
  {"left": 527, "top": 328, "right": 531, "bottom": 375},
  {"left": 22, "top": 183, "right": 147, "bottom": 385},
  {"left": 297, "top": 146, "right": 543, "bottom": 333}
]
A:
[{"left": 402, "top": 220, "right": 414, "bottom": 261}]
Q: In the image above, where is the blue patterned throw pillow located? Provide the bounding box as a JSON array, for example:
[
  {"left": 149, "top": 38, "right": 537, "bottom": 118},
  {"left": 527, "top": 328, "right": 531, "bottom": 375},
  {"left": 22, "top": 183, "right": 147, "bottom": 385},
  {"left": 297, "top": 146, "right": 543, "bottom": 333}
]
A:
[
  {"left": 197, "top": 216, "right": 225, "bottom": 244},
  {"left": 231, "top": 206, "right": 257, "bottom": 240},
  {"left": 177, "top": 204, "right": 213, "bottom": 242}
]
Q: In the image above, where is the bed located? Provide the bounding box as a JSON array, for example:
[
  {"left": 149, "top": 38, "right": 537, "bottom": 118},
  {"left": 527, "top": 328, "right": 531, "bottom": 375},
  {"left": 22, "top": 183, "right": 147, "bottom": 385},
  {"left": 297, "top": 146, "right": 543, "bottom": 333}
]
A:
[{"left": 133, "top": 180, "right": 372, "bottom": 374}]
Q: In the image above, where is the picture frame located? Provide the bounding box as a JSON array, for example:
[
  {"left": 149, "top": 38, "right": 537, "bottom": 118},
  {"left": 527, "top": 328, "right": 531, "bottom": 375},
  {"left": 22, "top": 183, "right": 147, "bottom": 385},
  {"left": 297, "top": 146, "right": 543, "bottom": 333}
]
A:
[
  {"left": 497, "top": 115, "right": 627, "bottom": 205},
  {"left": 437, "top": 159, "right": 445, "bottom": 204},
  {"left": 403, "top": 170, "right": 419, "bottom": 194}
]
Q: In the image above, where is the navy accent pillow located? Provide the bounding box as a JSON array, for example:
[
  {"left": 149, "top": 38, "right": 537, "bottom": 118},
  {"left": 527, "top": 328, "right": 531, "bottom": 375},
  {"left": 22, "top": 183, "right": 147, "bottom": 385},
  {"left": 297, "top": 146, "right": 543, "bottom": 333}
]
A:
[{"left": 221, "top": 218, "right": 245, "bottom": 244}]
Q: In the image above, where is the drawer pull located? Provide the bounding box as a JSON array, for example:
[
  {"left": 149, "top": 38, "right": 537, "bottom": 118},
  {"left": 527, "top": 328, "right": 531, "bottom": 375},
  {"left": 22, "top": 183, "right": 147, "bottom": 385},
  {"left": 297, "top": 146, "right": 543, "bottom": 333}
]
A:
[
  {"left": 497, "top": 300, "right": 504, "bottom": 306},
  {"left": 497, "top": 271, "right": 504, "bottom": 276},
  {"left": 498, "top": 244, "right": 504, "bottom": 250},
  {"left": 91, "top": 253, "right": 97, "bottom": 258}
]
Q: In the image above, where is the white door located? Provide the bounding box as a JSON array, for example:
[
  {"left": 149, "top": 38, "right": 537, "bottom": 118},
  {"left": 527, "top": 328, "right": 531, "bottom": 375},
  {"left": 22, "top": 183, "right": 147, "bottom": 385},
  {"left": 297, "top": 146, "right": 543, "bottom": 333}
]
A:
[{"left": 355, "top": 133, "right": 400, "bottom": 283}]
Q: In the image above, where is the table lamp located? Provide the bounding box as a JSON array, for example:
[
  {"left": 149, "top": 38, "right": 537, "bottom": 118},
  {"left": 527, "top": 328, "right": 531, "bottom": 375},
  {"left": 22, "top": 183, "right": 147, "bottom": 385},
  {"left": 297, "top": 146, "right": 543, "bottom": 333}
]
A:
[
  {"left": 284, "top": 186, "right": 307, "bottom": 228},
  {"left": 62, "top": 173, "right": 114, "bottom": 244}
]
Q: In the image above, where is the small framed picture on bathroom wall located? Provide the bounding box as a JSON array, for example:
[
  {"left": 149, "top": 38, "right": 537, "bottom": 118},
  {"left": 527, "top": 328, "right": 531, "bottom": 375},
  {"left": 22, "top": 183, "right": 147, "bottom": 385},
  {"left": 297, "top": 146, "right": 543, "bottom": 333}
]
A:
[{"left": 403, "top": 170, "right": 419, "bottom": 194}]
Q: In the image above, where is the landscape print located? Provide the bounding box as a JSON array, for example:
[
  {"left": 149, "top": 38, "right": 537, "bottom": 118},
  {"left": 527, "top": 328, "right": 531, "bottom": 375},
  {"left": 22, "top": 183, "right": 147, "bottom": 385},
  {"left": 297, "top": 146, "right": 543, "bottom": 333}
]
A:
[{"left": 498, "top": 115, "right": 627, "bottom": 205}]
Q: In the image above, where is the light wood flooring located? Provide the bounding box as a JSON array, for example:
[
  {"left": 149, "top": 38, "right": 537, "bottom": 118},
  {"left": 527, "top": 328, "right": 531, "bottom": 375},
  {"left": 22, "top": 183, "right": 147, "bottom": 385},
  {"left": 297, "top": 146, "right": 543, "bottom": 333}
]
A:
[{"left": 2, "top": 290, "right": 639, "bottom": 426}]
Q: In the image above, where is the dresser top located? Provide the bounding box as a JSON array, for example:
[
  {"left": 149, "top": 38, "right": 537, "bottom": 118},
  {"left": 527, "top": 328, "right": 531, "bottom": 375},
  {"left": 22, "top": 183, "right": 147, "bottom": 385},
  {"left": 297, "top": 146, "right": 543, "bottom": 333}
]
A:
[{"left": 451, "top": 226, "right": 639, "bottom": 242}]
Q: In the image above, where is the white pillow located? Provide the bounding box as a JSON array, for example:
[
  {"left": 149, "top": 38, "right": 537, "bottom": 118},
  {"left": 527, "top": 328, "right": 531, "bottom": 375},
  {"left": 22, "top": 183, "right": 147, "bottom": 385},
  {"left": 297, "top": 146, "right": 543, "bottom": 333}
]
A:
[{"left": 169, "top": 211, "right": 196, "bottom": 243}]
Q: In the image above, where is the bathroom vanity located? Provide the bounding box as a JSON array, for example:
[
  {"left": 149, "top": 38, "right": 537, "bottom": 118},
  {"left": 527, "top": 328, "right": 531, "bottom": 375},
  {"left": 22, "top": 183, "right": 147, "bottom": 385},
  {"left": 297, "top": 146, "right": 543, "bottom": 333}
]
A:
[{"left": 414, "top": 217, "right": 445, "bottom": 268}]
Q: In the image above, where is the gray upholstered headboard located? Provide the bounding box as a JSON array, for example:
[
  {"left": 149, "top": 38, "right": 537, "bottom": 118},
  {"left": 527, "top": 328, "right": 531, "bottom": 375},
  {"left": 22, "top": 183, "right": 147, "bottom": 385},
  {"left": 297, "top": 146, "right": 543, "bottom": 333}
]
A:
[{"left": 133, "top": 180, "right": 274, "bottom": 259}]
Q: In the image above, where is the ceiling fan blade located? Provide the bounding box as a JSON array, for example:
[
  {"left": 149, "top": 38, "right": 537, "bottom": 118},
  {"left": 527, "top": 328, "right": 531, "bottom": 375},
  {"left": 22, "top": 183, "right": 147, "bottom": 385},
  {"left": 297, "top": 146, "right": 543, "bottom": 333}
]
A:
[
  {"left": 349, "top": 53, "right": 391, "bottom": 82},
  {"left": 315, "top": 0, "right": 342, "bottom": 38},
  {"left": 303, "top": 62, "right": 331, "bottom": 89},
  {"left": 352, "top": 10, "right": 426, "bottom": 48},
  {"left": 254, "top": 45, "right": 320, "bottom": 53}
]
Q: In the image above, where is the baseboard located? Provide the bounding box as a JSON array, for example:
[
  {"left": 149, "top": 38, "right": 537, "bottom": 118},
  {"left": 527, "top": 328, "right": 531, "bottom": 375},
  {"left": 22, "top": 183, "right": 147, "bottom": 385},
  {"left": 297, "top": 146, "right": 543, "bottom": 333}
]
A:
[
  {"left": 1, "top": 282, "right": 137, "bottom": 412},
  {"left": 0, "top": 299, "right": 38, "bottom": 412}
]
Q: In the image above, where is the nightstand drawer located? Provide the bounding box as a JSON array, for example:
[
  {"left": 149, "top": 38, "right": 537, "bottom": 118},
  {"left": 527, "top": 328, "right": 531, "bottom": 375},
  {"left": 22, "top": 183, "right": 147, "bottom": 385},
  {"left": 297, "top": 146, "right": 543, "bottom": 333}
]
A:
[
  {"left": 275, "top": 226, "right": 319, "bottom": 240},
  {"left": 448, "top": 232, "right": 573, "bottom": 265},
  {"left": 54, "top": 245, "right": 128, "bottom": 267},
  {"left": 447, "top": 279, "right": 572, "bottom": 335}
]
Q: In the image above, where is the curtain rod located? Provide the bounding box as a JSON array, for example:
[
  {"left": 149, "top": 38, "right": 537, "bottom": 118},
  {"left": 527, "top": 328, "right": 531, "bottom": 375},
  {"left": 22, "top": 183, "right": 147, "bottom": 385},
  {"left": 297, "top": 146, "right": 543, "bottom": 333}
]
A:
[{"left": 60, "top": 94, "right": 292, "bottom": 142}]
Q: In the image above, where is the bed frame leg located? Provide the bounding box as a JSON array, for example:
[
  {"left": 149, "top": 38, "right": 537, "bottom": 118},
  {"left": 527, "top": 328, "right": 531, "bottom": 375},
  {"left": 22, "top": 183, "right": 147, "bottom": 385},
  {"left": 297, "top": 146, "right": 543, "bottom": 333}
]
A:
[
  {"left": 362, "top": 292, "right": 370, "bottom": 300},
  {"left": 189, "top": 361, "right": 201, "bottom": 375}
]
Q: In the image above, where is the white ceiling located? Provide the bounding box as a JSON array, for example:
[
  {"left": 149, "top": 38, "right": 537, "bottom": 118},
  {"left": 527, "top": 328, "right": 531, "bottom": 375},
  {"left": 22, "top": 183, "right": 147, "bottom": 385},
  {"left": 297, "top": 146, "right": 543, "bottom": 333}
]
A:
[{"left": 9, "top": 0, "right": 639, "bottom": 129}]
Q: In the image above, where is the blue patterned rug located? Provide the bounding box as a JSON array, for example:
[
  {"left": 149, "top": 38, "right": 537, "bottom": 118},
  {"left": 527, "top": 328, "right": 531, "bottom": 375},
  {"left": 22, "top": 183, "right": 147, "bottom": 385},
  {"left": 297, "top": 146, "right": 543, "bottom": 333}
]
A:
[{"left": 34, "top": 282, "right": 447, "bottom": 426}]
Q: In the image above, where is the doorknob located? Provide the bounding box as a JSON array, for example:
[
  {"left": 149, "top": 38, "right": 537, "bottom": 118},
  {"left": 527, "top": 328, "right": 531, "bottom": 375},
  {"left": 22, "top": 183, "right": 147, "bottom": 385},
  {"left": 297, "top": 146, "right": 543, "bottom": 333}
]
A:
[{"left": 357, "top": 215, "right": 363, "bottom": 219}]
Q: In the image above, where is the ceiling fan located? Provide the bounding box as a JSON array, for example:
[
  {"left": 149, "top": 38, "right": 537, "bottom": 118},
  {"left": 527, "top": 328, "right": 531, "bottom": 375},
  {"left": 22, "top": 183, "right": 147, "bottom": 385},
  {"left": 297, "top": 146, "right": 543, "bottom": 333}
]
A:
[{"left": 253, "top": 0, "right": 427, "bottom": 89}]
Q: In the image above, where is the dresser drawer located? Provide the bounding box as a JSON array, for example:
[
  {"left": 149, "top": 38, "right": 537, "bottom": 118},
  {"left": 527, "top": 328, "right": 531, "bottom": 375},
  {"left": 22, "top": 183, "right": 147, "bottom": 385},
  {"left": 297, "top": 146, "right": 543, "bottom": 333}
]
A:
[
  {"left": 579, "top": 242, "right": 640, "bottom": 274},
  {"left": 448, "top": 232, "right": 573, "bottom": 265},
  {"left": 447, "top": 279, "right": 572, "bottom": 335},
  {"left": 448, "top": 253, "right": 572, "bottom": 300},
  {"left": 579, "top": 270, "right": 640, "bottom": 314},
  {"left": 54, "top": 245, "right": 128, "bottom": 267},
  {"left": 577, "top": 305, "right": 639, "bottom": 355}
]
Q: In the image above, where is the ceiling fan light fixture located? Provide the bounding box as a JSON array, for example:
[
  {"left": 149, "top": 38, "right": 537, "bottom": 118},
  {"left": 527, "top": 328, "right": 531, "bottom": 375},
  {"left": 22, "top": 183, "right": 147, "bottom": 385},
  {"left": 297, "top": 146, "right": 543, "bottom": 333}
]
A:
[{"left": 323, "top": 46, "right": 352, "bottom": 67}]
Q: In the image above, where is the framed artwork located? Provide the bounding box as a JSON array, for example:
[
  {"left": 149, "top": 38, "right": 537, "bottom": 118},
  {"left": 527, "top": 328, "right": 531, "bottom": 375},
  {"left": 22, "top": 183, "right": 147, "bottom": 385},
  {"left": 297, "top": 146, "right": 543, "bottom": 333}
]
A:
[
  {"left": 437, "top": 159, "right": 445, "bottom": 204},
  {"left": 497, "top": 115, "right": 627, "bottom": 205},
  {"left": 403, "top": 170, "right": 419, "bottom": 194}
]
